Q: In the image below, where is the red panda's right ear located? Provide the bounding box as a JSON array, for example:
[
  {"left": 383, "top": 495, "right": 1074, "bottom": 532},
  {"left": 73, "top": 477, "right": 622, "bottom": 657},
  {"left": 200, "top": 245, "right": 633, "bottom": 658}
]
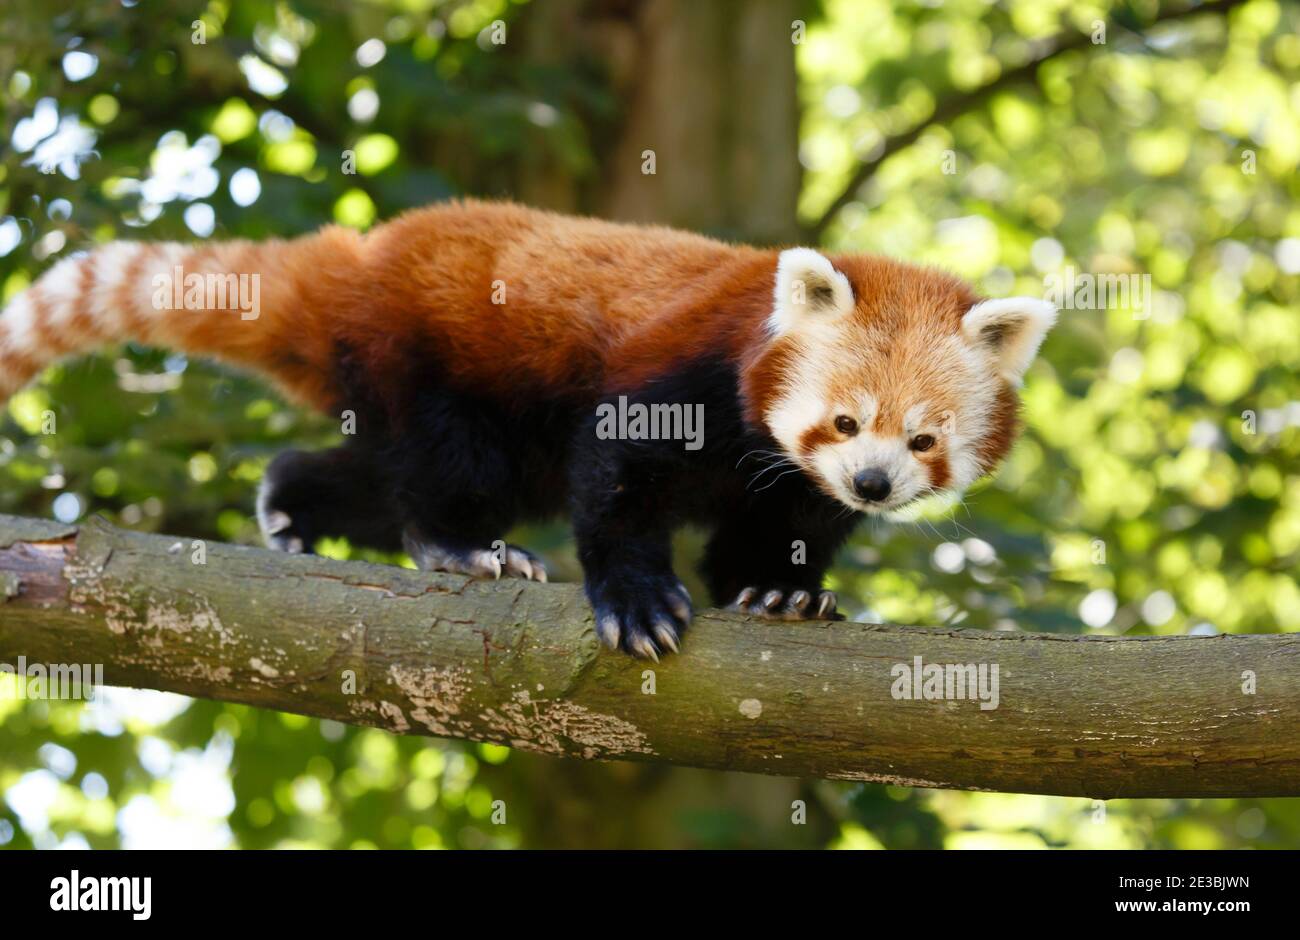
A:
[{"left": 769, "top": 248, "right": 855, "bottom": 336}]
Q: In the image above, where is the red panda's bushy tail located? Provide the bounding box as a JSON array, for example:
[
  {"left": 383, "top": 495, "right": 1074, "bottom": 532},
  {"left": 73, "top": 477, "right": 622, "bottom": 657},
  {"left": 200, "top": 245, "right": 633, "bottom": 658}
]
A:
[{"left": 0, "top": 229, "right": 361, "bottom": 412}]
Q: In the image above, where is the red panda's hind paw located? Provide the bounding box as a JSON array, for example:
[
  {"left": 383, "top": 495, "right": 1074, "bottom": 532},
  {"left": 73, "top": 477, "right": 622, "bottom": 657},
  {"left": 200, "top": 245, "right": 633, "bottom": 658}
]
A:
[
  {"left": 260, "top": 510, "right": 306, "bottom": 554},
  {"left": 728, "top": 587, "right": 841, "bottom": 621},
  {"left": 401, "top": 528, "right": 547, "bottom": 582}
]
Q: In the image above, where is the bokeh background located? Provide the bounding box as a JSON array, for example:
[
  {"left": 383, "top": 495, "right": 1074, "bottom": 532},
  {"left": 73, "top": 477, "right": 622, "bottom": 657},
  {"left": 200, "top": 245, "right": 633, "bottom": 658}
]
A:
[{"left": 2, "top": 0, "right": 1298, "bottom": 848}]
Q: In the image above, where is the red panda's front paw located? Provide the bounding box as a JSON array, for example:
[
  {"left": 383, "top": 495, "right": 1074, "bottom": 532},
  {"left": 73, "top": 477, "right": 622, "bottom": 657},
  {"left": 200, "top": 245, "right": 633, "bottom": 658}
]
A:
[
  {"left": 727, "top": 587, "right": 841, "bottom": 621},
  {"left": 588, "top": 575, "right": 693, "bottom": 661}
]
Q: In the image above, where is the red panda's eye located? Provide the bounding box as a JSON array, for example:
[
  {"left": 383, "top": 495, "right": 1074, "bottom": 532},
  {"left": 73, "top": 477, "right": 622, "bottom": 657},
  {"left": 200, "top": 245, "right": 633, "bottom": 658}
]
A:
[
  {"left": 910, "top": 434, "right": 936, "bottom": 453},
  {"left": 834, "top": 415, "right": 858, "bottom": 435}
]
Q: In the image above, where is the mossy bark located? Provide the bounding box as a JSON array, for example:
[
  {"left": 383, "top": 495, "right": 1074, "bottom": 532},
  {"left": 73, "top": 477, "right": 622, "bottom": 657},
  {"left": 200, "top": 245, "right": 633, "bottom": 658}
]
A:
[{"left": 1, "top": 513, "right": 1297, "bottom": 797}]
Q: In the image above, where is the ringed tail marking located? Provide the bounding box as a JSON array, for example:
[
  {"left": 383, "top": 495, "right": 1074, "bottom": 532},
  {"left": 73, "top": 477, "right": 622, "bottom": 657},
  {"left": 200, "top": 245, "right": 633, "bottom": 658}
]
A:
[{"left": 0, "top": 238, "right": 341, "bottom": 410}]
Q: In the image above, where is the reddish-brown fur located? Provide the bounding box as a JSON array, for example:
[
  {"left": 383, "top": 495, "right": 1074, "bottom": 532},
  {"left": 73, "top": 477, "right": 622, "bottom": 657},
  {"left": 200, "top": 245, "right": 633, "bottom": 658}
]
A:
[{"left": 0, "top": 199, "right": 1022, "bottom": 476}]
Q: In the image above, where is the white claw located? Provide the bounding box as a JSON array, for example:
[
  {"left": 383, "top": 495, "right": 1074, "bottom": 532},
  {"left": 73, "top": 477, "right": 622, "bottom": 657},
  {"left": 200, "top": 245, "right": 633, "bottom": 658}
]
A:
[
  {"left": 475, "top": 550, "right": 503, "bottom": 580},
  {"left": 788, "top": 590, "right": 811, "bottom": 614},
  {"left": 492, "top": 546, "right": 549, "bottom": 581},
  {"left": 630, "top": 635, "right": 659, "bottom": 662},
  {"left": 263, "top": 511, "right": 292, "bottom": 536},
  {"left": 761, "top": 589, "right": 784, "bottom": 611},
  {"left": 505, "top": 549, "right": 533, "bottom": 581},
  {"left": 596, "top": 614, "right": 621, "bottom": 649},
  {"left": 729, "top": 587, "right": 757, "bottom": 610},
  {"left": 816, "top": 591, "right": 837, "bottom": 618},
  {"left": 651, "top": 621, "right": 680, "bottom": 654}
]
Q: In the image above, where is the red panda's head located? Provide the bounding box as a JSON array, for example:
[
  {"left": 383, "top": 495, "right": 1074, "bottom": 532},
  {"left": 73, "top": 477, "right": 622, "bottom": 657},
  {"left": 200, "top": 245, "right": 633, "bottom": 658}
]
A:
[{"left": 745, "top": 248, "right": 1056, "bottom": 515}]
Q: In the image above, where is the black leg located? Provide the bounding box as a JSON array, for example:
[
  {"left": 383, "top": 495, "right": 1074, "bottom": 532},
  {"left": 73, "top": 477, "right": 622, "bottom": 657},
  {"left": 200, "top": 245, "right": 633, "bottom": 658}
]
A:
[
  {"left": 700, "top": 498, "right": 855, "bottom": 621},
  {"left": 258, "top": 445, "right": 402, "bottom": 553},
  {"left": 568, "top": 432, "right": 694, "bottom": 660},
  {"left": 384, "top": 387, "right": 548, "bottom": 581}
]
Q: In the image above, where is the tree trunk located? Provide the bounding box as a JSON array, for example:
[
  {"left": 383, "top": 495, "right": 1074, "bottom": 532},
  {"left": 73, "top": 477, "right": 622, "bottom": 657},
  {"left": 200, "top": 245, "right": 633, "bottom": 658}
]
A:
[{"left": 594, "top": 0, "right": 801, "bottom": 244}]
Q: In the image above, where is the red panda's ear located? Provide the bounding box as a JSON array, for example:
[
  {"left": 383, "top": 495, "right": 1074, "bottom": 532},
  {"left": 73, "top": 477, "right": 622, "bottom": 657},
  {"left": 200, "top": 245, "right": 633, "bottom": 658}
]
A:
[
  {"left": 961, "top": 297, "right": 1057, "bottom": 385},
  {"left": 770, "top": 248, "right": 855, "bottom": 335}
]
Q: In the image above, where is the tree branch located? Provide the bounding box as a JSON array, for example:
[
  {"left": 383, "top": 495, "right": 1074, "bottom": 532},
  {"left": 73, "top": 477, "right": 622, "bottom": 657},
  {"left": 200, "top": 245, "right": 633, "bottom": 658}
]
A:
[
  {"left": 805, "top": 0, "right": 1249, "bottom": 242},
  {"left": 1, "top": 512, "right": 1296, "bottom": 798}
]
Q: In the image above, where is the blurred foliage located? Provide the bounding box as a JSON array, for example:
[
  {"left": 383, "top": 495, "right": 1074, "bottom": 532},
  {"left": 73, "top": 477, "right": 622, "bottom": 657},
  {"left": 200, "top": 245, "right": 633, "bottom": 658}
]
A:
[
  {"left": 2, "top": 0, "right": 1298, "bottom": 849},
  {"left": 801, "top": 0, "right": 1300, "bottom": 644}
]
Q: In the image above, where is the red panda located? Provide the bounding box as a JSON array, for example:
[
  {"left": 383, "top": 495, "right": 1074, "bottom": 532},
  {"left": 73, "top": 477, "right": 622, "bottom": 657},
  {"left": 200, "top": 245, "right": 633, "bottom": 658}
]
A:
[{"left": 0, "top": 199, "right": 1056, "bottom": 659}]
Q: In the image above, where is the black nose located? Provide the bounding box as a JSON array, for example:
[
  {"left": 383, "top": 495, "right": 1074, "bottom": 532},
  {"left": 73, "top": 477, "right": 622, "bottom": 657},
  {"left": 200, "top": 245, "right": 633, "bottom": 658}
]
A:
[{"left": 853, "top": 468, "right": 892, "bottom": 502}]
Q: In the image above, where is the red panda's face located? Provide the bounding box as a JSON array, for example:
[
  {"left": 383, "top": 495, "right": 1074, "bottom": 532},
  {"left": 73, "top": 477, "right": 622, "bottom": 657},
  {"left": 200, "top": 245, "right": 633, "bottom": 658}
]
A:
[{"left": 751, "top": 249, "right": 1056, "bottom": 515}]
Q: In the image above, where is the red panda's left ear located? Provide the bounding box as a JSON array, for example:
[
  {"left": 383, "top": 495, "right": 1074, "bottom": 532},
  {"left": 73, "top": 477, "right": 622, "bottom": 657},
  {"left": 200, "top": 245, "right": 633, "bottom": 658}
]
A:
[
  {"left": 770, "top": 248, "right": 855, "bottom": 336},
  {"left": 961, "top": 297, "right": 1058, "bottom": 385}
]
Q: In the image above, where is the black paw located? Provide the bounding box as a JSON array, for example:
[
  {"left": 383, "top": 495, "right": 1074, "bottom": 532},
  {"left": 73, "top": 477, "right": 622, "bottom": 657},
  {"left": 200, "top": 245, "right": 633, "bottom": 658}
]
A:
[
  {"left": 587, "top": 572, "right": 692, "bottom": 661},
  {"left": 255, "top": 450, "right": 333, "bottom": 554},
  {"left": 259, "top": 509, "right": 310, "bottom": 554},
  {"left": 726, "top": 586, "right": 841, "bottom": 621},
  {"left": 402, "top": 528, "right": 548, "bottom": 582},
  {"left": 257, "top": 487, "right": 312, "bottom": 554}
]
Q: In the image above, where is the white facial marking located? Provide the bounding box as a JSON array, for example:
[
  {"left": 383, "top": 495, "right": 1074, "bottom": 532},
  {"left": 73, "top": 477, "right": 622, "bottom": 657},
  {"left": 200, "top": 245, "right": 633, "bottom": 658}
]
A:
[
  {"left": 830, "top": 424, "right": 931, "bottom": 513},
  {"left": 948, "top": 448, "right": 985, "bottom": 494},
  {"left": 903, "top": 402, "right": 930, "bottom": 437},
  {"left": 857, "top": 393, "right": 878, "bottom": 426},
  {"left": 765, "top": 375, "right": 825, "bottom": 455}
]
